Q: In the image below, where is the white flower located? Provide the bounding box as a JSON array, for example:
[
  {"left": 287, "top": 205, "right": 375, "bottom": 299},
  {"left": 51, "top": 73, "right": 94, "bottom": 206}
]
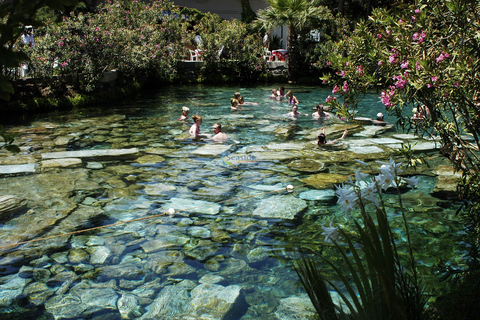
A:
[
  {"left": 360, "top": 182, "right": 379, "bottom": 208},
  {"left": 354, "top": 168, "right": 370, "bottom": 184},
  {"left": 403, "top": 176, "right": 420, "bottom": 188},
  {"left": 375, "top": 169, "right": 396, "bottom": 191},
  {"left": 336, "top": 184, "right": 358, "bottom": 216},
  {"left": 321, "top": 222, "right": 341, "bottom": 243},
  {"left": 376, "top": 158, "right": 403, "bottom": 175}
]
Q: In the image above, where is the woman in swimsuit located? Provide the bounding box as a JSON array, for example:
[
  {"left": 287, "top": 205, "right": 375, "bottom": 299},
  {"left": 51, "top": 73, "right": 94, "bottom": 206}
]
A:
[
  {"left": 286, "top": 90, "right": 299, "bottom": 104},
  {"left": 189, "top": 115, "right": 202, "bottom": 139},
  {"left": 317, "top": 127, "right": 348, "bottom": 146}
]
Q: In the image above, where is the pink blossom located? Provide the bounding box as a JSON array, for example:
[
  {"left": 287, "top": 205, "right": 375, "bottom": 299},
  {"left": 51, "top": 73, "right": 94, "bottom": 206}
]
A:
[
  {"left": 393, "top": 74, "right": 407, "bottom": 89},
  {"left": 412, "top": 16, "right": 416, "bottom": 22},
  {"left": 325, "top": 95, "right": 337, "bottom": 103},
  {"left": 381, "top": 91, "right": 392, "bottom": 108},
  {"left": 345, "top": 61, "right": 349, "bottom": 66},
  {"left": 340, "top": 71, "right": 346, "bottom": 77},
  {"left": 386, "top": 30, "right": 391, "bottom": 35},
  {"left": 454, "top": 82, "right": 459, "bottom": 87},
  {"left": 389, "top": 55, "right": 396, "bottom": 64},
  {"left": 436, "top": 51, "right": 449, "bottom": 62},
  {"left": 431, "top": 76, "right": 438, "bottom": 82},
  {"left": 343, "top": 81, "right": 349, "bottom": 93},
  {"left": 412, "top": 32, "right": 419, "bottom": 41},
  {"left": 415, "top": 62, "right": 421, "bottom": 70},
  {"left": 96, "top": 27, "right": 101, "bottom": 32},
  {"left": 398, "top": 19, "right": 403, "bottom": 23},
  {"left": 378, "top": 61, "right": 383, "bottom": 66},
  {"left": 415, "top": 8, "right": 420, "bottom": 13},
  {"left": 400, "top": 61, "right": 409, "bottom": 69},
  {"left": 427, "top": 84, "right": 432, "bottom": 88},
  {"left": 332, "top": 85, "right": 340, "bottom": 94},
  {"left": 326, "top": 60, "right": 331, "bottom": 66},
  {"left": 418, "top": 31, "right": 426, "bottom": 43},
  {"left": 356, "top": 66, "right": 363, "bottom": 75},
  {"left": 377, "top": 34, "right": 382, "bottom": 38}
]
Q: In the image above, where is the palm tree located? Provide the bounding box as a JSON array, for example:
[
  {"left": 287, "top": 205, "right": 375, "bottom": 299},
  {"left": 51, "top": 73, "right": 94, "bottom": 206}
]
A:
[{"left": 255, "top": 0, "right": 330, "bottom": 81}]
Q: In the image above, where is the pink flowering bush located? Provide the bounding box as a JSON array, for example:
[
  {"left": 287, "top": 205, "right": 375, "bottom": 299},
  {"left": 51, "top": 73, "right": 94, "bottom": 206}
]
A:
[
  {"left": 321, "top": 1, "right": 480, "bottom": 306},
  {"left": 26, "top": 0, "right": 183, "bottom": 93},
  {"left": 22, "top": 0, "right": 266, "bottom": 93}
]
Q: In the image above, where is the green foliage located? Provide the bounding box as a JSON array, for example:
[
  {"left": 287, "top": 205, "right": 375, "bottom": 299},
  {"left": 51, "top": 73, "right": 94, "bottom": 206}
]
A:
[
  {"left": 24, "top": 0, "right": 183, "bottom": 94},
  {"left": 239, "top": 0, "right": 257, "bottom": 23},
  {"left": 295, "top": 160, "right": 426, "bottom": 320},
  {"left": 255, "top": 0, "right": 331, "bottom": 80},
  {"left": 322, "top": 0, "right": 480, "bottom": 273},
  {"left": 3, "top": 0, "right": 268, "bottom": 105},
  {"left": 0, "top": 125, "right": 19, "bottom": 153},
  {"left": 0, "top": 0, "right": 79, "bottom": 101},
  {"left": 294, "top": 254, "right": 342, "bottom": 320},
  {"left": 192, "top": 15, "right": 264, "bottom": 82}
]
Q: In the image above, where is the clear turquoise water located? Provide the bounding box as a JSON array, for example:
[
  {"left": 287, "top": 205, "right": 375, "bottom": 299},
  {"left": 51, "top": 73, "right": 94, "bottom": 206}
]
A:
[{"left": 0, "top": 84, "right": 465, "bottom": 319}]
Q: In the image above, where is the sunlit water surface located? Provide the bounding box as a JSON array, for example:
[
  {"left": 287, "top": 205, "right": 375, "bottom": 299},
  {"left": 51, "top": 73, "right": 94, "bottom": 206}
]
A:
[{"left": 0, "top": 84, "right": 466, "bottom": 319}]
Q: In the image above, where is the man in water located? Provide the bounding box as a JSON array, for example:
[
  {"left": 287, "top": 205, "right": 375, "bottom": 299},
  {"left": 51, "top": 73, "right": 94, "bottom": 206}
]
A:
[
  {"left": 212, "top": 123, "right": 228, "bottom": 141},
  {"left": 372, "top": 112, "right": 387, "bottom": 126}
]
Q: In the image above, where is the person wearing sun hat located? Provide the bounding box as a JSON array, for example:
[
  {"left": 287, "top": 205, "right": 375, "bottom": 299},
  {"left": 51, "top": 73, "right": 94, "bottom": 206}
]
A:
[
  {"left": 177, "top": 106, "right": 190, "bottom": 121},
  {"left": 372, "top": 112, "right": 387, "bottom": 126}
]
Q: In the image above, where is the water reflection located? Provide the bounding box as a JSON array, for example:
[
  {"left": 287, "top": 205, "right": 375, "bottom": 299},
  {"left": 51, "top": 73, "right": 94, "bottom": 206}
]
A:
[{"left": 0, "top": 84, "right": 465, "bottom": 319}]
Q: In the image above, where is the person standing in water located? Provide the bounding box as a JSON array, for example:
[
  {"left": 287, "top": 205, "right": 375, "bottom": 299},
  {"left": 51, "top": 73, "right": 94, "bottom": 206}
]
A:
[
  {"left": 189, "top": 115, "right": 202, "bottom": 139},
  {"left": 178, "top": 106, "right": 190, "bottom": 121},
  {"left": 312, "top": 104, "right": 332, "bottom": 119},
  {"left": 286, "top": 90, "right": 299, "bottom": 104},
  {"left": 212, "top": 123, "right": 228, "bottom": 141}
]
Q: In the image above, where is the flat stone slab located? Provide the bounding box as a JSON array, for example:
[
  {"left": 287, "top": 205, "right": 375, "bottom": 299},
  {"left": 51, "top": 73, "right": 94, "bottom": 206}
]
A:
[
  {"left": 247, "top": 150, "right": 304, "bottom": 161},
  {"left": 0, "top": 164, "right": 37, "bottom": 175},
  {"left": 354, "top": 125, "right": 392, "bottom": 137},
  {"left": 253, "top": 195, "right": 307, "bottom": 220},
  {"left": 299, "top": 189, "right": 336, "bottom": 201},
  {"left": 301, "top": 173, "right": 350, "bottom": 189},
  {"left": 369, "top": 137, "right": 404, "bottom": 144},
  {"left": 412, "top": 141, "right": 439, "bottom": 152},
  {"left": 162, "top": 198, "right": 221, "bottom": 215},
  {"left": 41, "top": 148, "right": 140, "bottom": 160},
  {"left": 144, "top": 183, "right": 176, "bottom": 196},
  {"left": 264, "top": 143, "right": 307, "bottom": 150},
  {"left": 191, "top": 144, "right": 233, "bottom": 156},
  {"left": 245, "top": 183, "right": 286, "bottom": 191},
  {"left": 41, "top": 158, "right": 83, "bottom": 169},
  {"left": 392, "top": 133, "right": 419, "bottom": 140},
  {"left": 348, "top": 145, "right": 385, "bottom": 154}
]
